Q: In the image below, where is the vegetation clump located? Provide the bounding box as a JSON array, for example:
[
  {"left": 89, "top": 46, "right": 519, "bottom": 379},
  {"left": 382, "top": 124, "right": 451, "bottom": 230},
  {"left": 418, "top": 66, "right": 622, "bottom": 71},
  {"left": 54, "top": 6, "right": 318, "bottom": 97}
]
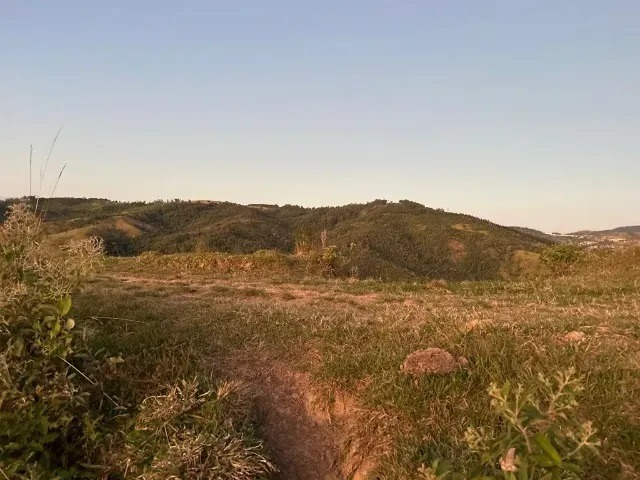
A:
[
  {"left": 0, "top": 204, "right": 104, "bottom": 478},
  {"left": 426, "top": 369, "right": 600, "bottom": 480},
  {"left": 540, "top": 245, "right": 585, "bottom": 273}
]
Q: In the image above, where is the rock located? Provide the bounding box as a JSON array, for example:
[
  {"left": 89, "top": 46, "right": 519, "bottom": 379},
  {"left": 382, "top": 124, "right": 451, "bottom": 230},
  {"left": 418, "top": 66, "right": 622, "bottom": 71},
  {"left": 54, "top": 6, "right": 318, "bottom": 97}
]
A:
[{"left": 400, "top": 348, "right": 468, "bottom": 376}]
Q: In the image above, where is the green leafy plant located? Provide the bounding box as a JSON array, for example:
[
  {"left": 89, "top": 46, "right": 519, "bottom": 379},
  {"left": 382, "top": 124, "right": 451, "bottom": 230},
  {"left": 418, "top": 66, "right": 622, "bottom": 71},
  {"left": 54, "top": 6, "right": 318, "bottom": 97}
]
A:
[
  {"left": 0, "top": 204, "right": 104, "bottom": 478},
  {"left": 423, "top": 368, "right": 600, "bottom": 480}
]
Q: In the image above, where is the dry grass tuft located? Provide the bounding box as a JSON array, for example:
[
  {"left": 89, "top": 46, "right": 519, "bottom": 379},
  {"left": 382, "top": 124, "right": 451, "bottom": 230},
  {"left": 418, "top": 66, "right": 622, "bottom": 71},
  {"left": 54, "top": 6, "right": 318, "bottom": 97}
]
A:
[{"left": 116, "top": 379, "right": 274, "bottom": 479}]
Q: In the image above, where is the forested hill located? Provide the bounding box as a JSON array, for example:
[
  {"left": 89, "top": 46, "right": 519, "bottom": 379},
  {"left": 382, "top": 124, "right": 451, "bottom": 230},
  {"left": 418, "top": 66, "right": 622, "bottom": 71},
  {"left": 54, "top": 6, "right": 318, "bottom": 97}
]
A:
[{"left": 0, "top": 197, "right": 550, "bottom": 280}]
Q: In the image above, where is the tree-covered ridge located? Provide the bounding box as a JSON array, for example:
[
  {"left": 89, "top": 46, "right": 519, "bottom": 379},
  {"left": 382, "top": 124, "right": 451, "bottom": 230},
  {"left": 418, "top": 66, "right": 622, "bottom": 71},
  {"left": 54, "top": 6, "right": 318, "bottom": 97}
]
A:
[{"left": 0, "top": 197, "right": 550, "bottom": 280}]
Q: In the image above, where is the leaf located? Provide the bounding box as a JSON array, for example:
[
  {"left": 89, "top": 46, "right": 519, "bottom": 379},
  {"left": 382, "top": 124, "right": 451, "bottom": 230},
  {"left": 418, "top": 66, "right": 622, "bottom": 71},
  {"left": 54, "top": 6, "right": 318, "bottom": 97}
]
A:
[
  {"left": 534, "top": 433, "right": 562, "bottom": 465},
  {"left": 521, "top": 403, "right": 542, "bottom": 421},
  {"left": 500, "top": 381, "right": 511, "bottom": 398},
  {"left": 50, "top": 319, "right": 61, "bottom": 338},
  {"left": 10, "top": 336, "right": 24, "bottom": 357},
  {"left": 518, "top": 458, "right": 529, "bottom": 480},
  {"left": 434, "top": 459, "right": 453, "bottom": 475},
  {"left": 57, "top": 296, "right": 72, "bottom": 316},
  {"left": 42, "top": 431, "right": 59, "bottom": 443},
  {"left": 530, "top": 454, "right": 555, "bottom": 467}
]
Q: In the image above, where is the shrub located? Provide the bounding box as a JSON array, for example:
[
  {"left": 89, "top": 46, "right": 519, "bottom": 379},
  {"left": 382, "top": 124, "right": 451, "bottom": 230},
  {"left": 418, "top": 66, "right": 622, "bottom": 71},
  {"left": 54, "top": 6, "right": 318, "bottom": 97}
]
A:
[
  {"left": 318, "top": 245, "right": 340, "bottom": 276},
  {"left": 0, "top": 204, "right": 104, "bottom": 478},
  {"left": 540, "top": 245, "right": 584, "bottom": 273},
  {"left": 425, "top": 368, "right": 600, "bottom": 479}
]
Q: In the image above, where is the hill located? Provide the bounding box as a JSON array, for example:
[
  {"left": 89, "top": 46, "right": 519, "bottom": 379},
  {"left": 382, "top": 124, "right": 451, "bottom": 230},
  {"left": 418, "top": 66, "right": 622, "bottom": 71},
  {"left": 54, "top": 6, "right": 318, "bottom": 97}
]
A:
[
  {"left": 0, "top": 197, "right": 550, "bottom": 281},
  {"left": 570, "top": 225, "right": 640, "bottom": 235},
  {"left": 565, "top": 225, "right": 640, "bottom": 249}
]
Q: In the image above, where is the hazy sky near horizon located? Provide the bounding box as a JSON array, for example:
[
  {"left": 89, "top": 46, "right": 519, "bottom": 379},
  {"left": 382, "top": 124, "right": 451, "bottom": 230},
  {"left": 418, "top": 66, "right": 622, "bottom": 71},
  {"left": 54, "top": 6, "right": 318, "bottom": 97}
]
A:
[{"left": 1, "top": 1, "right": 638, "bottom": 232}]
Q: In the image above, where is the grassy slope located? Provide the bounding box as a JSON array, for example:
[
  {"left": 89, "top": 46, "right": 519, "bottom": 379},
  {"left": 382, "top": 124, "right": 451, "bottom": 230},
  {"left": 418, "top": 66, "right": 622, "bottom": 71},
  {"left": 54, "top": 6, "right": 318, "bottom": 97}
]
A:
[
  {"left": 77, "top": 247, "right": 640, "bottom": 479},
  {"left": 0, "top": 197, "right": 549, "bottom": 281}
]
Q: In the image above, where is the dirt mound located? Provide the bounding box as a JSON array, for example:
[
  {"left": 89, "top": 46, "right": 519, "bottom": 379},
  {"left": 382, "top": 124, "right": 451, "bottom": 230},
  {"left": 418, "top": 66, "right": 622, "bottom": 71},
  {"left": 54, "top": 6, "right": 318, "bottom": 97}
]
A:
[
  {"left": 562, "top": 331, "right": 587, "bottom": 343},
  {"left": 221, "top": 351, "right": 387, "bottom": 479},
  {"left": 401, "top": 348, "right": 468, "bottom": 376}
]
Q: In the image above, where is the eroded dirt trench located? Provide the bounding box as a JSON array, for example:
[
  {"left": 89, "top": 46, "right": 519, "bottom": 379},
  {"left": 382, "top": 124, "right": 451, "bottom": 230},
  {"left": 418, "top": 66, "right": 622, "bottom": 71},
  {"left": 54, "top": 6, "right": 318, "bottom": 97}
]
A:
[
  {"left": 109, "top": 272, "right": 391, "bottom": 477},
  {"left": 222, "top": 351, "right": 386, "bottom": 480}
]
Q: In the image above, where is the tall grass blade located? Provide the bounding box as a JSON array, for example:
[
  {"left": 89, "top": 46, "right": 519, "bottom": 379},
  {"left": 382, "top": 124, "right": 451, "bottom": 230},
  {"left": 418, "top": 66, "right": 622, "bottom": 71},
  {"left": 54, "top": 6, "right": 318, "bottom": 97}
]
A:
[
  {"left": 41, "top": 164, "right": 67, "bottom": 222},
  {"left": 40, "top": 125, "right": 63, "bottom": 192},
  {"left": 35, "top": 127, "right": 63, "bottom": 213},
  {"left": 29, "top": 144, "right": 33, "bottom": 197}
]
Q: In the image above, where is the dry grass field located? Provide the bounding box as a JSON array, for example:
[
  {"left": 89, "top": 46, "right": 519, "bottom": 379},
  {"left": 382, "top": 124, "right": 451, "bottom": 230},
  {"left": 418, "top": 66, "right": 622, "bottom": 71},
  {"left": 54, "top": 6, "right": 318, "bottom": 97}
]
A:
[{"left": 74, "top": 248, "right": 640, "bottom": 479}]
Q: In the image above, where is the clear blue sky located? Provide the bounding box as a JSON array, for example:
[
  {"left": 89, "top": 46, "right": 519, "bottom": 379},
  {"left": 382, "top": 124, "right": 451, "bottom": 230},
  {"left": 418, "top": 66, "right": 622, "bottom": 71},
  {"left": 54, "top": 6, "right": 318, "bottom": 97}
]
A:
[{"left": 1, "top": 1, "right": 638, "bottom": 232}]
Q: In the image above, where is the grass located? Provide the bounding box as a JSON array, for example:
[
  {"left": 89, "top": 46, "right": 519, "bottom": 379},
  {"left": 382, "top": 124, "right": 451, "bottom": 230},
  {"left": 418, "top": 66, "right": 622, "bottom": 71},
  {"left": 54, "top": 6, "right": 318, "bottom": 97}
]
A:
[{"left": 75, "top": 248, "right": 640, "bottom": 479}]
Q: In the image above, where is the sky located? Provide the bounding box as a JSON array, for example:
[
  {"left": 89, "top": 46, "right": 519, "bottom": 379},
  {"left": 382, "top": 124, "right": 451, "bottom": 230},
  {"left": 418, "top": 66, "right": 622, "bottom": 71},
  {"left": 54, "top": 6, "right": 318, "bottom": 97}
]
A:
[{"left": 1, "top": 1, "right": 638, "bottom": 232}]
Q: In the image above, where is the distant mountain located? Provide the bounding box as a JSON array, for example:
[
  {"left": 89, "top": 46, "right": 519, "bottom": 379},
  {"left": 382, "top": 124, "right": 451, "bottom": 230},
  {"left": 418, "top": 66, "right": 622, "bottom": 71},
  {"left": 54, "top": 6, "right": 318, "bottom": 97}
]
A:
[
  {"left": 570, "top": 226, "right": 640, "bottom": 236},
  {"left": 1, "top": 197, "right": 551, "bottom": 281}
]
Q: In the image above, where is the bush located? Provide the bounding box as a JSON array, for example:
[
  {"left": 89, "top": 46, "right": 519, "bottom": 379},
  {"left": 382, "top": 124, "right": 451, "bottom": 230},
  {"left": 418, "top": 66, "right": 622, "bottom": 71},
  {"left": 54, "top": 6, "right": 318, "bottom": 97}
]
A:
[
  {"left": 540, "top": 245, "right": 584, "bottom": 273},
  {"left": 426, "top": 368, "right": 599, "bottom": 479},
  {"left": 318, "top": 245, "right": 340, "bottom": 276},
  {"left": 0, "top": 204, "right": 104, "bottom": 478}
]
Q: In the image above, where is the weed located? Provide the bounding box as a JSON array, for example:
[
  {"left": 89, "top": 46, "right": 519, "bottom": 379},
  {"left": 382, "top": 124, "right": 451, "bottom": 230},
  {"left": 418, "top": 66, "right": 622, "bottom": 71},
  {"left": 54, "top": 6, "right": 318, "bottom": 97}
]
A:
[{"left": 426, "top": 369, "right": 600, "bottom": 479}]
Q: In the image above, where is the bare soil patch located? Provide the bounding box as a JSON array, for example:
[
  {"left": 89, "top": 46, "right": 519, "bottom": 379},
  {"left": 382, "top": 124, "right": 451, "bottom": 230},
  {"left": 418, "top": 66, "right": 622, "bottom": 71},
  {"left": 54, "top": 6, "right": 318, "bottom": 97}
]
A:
[{"left": 448, "top": 239, "right": 467, "bottom": 262}]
